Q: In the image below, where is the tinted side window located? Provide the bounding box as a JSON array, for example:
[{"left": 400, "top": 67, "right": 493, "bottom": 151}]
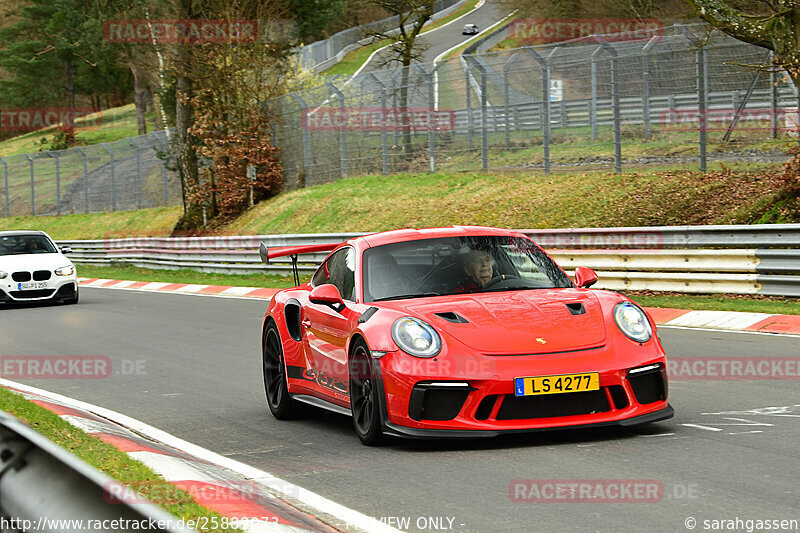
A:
[{"left": 311, "top": 248, "right": 355, "bottom": 301}]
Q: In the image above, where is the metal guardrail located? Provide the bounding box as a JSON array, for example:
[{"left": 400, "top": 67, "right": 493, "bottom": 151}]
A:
[
  {"left": 0, "top": 410, "right": 190, "bottom": 533},
  {"left": 58, "top": 224, "right": 800, "bottom": 297}
]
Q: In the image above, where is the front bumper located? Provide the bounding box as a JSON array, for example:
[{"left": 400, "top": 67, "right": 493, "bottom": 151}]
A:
[
  {"left": 0, "top": 278, "right": 77, "bottom": 302},
  {"left": 376, "top": 343, "right": 671, "bottom": 435},
  {"left": 382, "top": 404, "right": 674, "bottom": 439}
]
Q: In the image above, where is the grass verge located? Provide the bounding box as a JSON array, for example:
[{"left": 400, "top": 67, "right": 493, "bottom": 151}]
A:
[
  {"left": 0, "top": 207, "right": 183, "bottom": 240},
  {"left": 0, "top": 387, "right": 240, "bottom": 532}
]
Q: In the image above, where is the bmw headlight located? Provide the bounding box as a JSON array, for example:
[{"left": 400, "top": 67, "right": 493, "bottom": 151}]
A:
[
  {"left": 55, "top": 265, "right": 75, "bottom": 277},
  {"left": 613, "top": 302, "right": 652, "bottom": 343},
  {"left": 391, "top": 317, "right": 441, "bottom": 358}
]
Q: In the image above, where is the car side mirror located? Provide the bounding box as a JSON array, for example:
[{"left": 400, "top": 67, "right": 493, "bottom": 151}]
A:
[
  {"left": 574, "top": 266, "right": 598, "bottom": 288},
  {"left": 309, "top": 284, "right": 345, "bottom": 309},
  {"left": 60, "top": 246, "right": 72, "bottom": 254}
]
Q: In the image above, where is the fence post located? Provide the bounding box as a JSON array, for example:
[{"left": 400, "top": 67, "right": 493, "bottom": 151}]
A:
[
  {"left": 600, "top": 42, "right": 622, "bottom": 174},
  {"left": 478, "top": 62, "right": 489, "bottom": 172},
  {"left": 642, "top": 36, "right": 658, "bottom": 141},
  {"left": 22, "top": 153, "right": 34, "bottom": 216},
  {"left": 326, "top": 82, "right": 347, "bottom": 178},
  {"left": 126, "top": 137, "right": 142, "bottom": 208},
  {"left": 74, "top": 147, "right": 89, "bottom": 213},
  {"left": 424, "top": 66, "right": 438, "bottom": 173},
  {"left": 290, "top": 93, "right": 312, "bottom": 184},
  {"left": 591, "top": 46, "right": 601, "bottom": 141},
  {"left": 525, "top": 46, "right": 559, "bottom": 175},
  {"left": 465, "top": 66, "right": 474, "bottom": 150},
  {"left": 697, "top": 46, "right": 708, "bottom": 172},
  {"left": 770, "top": 50, "right": 778, "bottom": 139},
  {"left": 46, "top": 151, "right": 61, "bottom": 215},
  {"left": 367, "top": 73, "right": 389, "bottom": 175},
  {"left": 0, "top": 157, "right": 8, "bottom": 217},
  {"left": 503, "top": 55, "right": 520, "bottom": 148},
  {"left": 100, "top": 143, "right": 116, "bottom": 211}
]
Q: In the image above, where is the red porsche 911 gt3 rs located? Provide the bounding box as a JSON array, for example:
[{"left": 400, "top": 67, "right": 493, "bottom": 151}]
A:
[{"left": 259, "top": 226, "right": 672, "bottom": 445}]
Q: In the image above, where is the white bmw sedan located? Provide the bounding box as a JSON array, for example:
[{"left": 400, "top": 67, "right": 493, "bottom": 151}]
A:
[{"left": 0, "top": 231, "right": 79, "bottom": 305}]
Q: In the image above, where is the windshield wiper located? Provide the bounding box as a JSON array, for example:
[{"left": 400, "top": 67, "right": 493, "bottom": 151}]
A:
[
  {"left": 372, "top": 292, "right": 441, "bottom": 302},
  {"left": 484, "top": 285, "right": 552, "bottom": 292}
]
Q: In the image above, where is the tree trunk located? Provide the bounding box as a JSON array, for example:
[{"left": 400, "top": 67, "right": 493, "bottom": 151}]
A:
[
  {"left": 175, "top": 42, "right": 199, "bottom": 216},
  {"left": 65, "top": 57, "right": 75, "bottom": 142},
  {"left": 132, "top": 66, "right": 148, "bottom": 136}
]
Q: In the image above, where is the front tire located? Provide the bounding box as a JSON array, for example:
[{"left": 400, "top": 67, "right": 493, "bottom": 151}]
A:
[
  {"left": 349, "top": 340, "right": 384, "bottom": 446},
  {"left": 262, "top": 322, "right": 301, "bottom": 419}
]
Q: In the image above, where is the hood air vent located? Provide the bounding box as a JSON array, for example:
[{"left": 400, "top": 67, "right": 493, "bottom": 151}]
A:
[
  {"left": 566, "top": 302, "right": 586, "bottom": 315},
  {"left": 434, "top": 311, "right": 469, "bottom": 324}
]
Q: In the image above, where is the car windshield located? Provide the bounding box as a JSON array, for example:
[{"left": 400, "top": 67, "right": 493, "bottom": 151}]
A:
[
  {"left": 0, "top": 234, "right": 58, "bottom": 256},
  {"left": 363, "top": 235, "right": 573, "bottom": 302}
]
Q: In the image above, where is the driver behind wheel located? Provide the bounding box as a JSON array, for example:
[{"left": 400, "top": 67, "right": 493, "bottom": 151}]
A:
[{"left": 457, "top": 248, "right": 495, "bottom": 292}]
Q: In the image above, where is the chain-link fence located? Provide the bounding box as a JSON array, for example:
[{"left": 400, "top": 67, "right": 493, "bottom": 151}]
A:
[
  {"left": 273, "top": 24, "right": 800, "bottom": 189},
  {"left": 0, "top": 130, "right": 182, "bottom": 217}
]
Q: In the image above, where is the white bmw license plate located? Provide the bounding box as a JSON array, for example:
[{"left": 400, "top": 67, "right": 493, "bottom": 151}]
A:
[{"left": 18, "top": 282, "right": 48, "bottom": 290}]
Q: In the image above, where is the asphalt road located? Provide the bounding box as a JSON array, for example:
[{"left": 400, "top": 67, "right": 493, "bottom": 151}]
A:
[
  {"left": 1, "top": 288, "right": 799, "bottom": 533},
  {"left": 364, "top": 0, "right": 509, "bottom": 70}
]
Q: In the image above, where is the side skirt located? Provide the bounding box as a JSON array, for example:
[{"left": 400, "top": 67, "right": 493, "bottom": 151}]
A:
[{"left": 290, "top": 393, "right": 352, "bottom": 417}]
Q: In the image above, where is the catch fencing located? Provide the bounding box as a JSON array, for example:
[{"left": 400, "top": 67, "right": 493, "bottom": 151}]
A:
[
  {"left": 0, "top": 129, "right": 182, "bottom": 217},
  {"left": 272, "top": 23, "right": 800, "bottom": 189},
  {"left": 58, "top": 223, "right": 800, "bottom": 297}
]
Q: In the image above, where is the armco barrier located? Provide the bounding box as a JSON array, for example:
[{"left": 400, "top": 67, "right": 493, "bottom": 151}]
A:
[
  {"left": 58, "top": 224, "right": 800, "bottom": 297},
  {"left": 0, "top": 410, "right": 189, "bottom": 533}
]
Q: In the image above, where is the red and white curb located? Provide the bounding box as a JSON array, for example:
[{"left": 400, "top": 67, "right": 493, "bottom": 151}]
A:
[
  {"left": 78, "top": 278, "right": 279, "bottom": 300},
  {"left": 78, "top": 278, "right": 800, "bottom": 335},
  {"left": 645, "top": 308, "right": 800, "bottom": 335},
  {"left": 0, "top": 379, "right": 402, "bottom": 533}
]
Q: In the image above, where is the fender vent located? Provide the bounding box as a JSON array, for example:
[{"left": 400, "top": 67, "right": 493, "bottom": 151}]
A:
[
  {"left": 566, "top": 302, "right": 586, "bottom": 315},
  {"left": 434, "top": 312, "right": 469, "bottom": 324}
]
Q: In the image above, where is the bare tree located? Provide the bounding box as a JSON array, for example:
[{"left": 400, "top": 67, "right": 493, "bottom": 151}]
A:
[
  {"left": 686, "top": 1, "right": 800, "bottom": 87},
  {"left": 366, "top": 0, "right": 435, "bottom": 158}
]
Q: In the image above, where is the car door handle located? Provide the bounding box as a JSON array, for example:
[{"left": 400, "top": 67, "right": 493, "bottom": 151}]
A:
[{"left": 301, "top": 318, "right": 312, "bottom": 328}]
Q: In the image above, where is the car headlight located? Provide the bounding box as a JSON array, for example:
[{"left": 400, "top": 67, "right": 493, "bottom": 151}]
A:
[
  {"left": 613, "top": 302, "right": 652, "bottom": 343},
  {"left": 55, "top": 265, "right": 75, "bottom": 277},
  {"left": 0, "top": 270, "right": 7, "bottom": 279},
  {"left": 391, "top": 317, "right": 441, "bottom": 358}
]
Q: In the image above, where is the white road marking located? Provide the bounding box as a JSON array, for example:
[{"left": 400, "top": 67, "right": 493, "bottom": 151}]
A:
[
  {"left": 664, "top": 310, "right": 774, "bottom": 330},
  {"left": 128, "top": 451, "right": 220, "bottom": 482},
  {"left": 727, "top": 431, "right": 763, "bottom": 435},
  {"left": 641, "top": 433, "right": 676, "bottom": 437},
  {"left": 681, "top": 423, "right": 724, "bottom": 432}
]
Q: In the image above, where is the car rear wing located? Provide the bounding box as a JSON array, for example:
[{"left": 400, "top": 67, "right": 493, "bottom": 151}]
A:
[{"left": 259, "top": 242, "right": 339, "bottom": 286}]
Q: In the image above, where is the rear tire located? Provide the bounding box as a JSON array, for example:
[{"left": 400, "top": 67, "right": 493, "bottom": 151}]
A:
[
  {"left": 262, "top": 322, "right": 301, "bottom": 419},
  {"left": 349, "top": 340, "right": 385, "bottom": 446}
]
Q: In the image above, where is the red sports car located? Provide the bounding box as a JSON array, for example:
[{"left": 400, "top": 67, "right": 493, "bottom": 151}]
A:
[{"left": 259, "top": 226, "right": 672, "bottom": 445}]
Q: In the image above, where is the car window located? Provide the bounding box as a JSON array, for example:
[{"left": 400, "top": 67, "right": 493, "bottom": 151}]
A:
[
  {"left": 311, "top": 247, "right": 356, "bottom": 301},
  {"left": 0, "top": 234, "right": 58, "bottom": 256},
  {"left": 363, "top": 235, "right": 573, "bottom": 302}
]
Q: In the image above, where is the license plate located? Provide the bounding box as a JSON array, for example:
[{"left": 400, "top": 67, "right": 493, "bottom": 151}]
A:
[
  {"left": 514, "top": 372, "right": 600, "bottom": 397},
  {"left": 18, "top": 282, "right": 48, "bottom": 290}
]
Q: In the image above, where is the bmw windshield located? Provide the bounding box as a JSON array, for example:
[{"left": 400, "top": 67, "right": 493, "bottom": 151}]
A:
[
  {"left": 0, "top": 234, "right": 58, "bottom": 256},
  {"left": 363, "top": 235, "right": 573, "bottom": 302}
]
